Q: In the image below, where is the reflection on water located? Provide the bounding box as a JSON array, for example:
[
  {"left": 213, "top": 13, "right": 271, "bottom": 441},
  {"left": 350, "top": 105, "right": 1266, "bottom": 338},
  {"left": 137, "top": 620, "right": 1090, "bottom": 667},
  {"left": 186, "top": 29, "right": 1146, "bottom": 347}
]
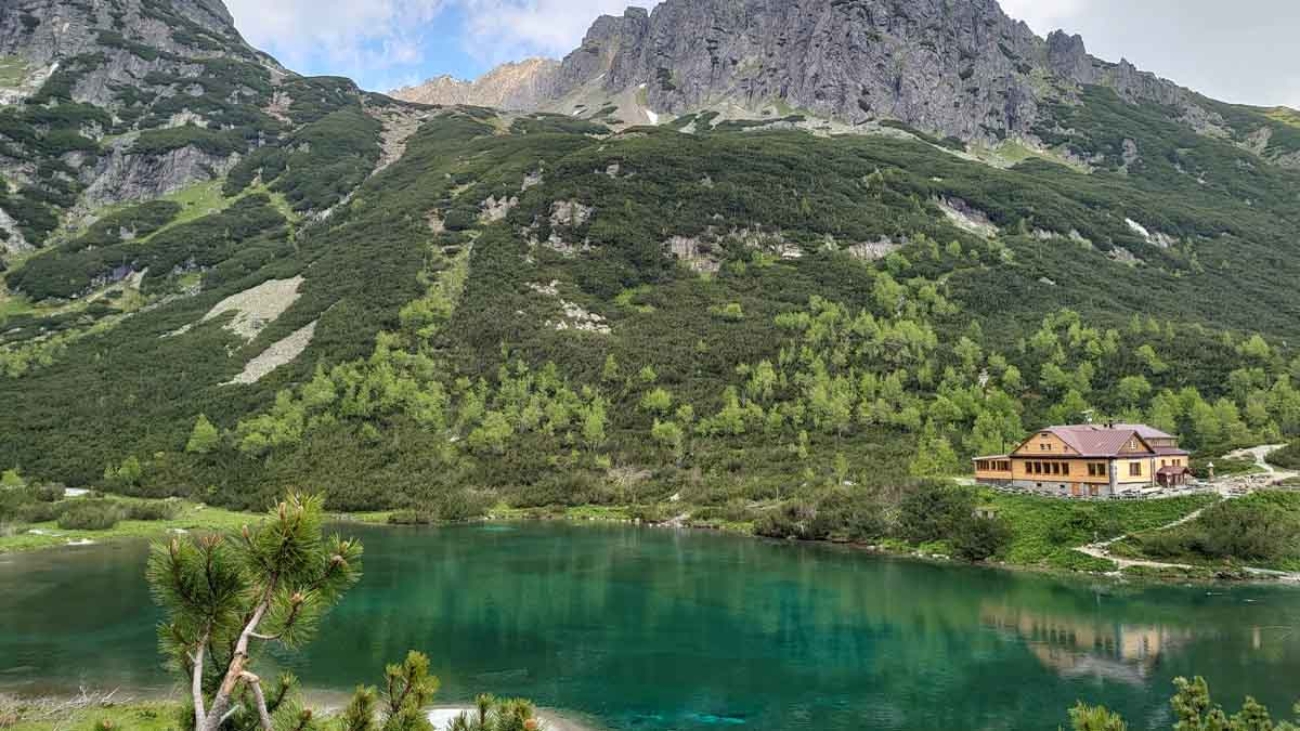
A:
[
  {"left": 2, "top": 523, "right": 1300, "bottom": 731},
  {"left": 981, "top": 601, "right": 1193, "bottom": 684}
]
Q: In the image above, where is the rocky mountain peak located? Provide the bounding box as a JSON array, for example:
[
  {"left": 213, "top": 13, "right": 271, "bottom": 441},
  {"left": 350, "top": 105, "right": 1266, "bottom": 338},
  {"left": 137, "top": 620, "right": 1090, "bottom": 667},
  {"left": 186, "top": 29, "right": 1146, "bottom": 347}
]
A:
[
  {"left": 392, "top": 58, "right": 561, "bottom": 110},
  {"left": 394, "top": 0, "right": 1205, "bottom": 144}
]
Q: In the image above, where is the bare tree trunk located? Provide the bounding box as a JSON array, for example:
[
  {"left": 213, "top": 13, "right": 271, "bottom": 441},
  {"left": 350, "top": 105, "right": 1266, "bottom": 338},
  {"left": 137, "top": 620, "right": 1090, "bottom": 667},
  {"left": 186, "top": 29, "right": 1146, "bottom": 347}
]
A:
[
  {"left": 191, "top": 628, "right": 210, "bottom": 731},
  {"left": 242, "top": 671, "right": 274, "bottom": 731},
  {"left": 200, "top": 594, "right": 273, "bottom": 731}
]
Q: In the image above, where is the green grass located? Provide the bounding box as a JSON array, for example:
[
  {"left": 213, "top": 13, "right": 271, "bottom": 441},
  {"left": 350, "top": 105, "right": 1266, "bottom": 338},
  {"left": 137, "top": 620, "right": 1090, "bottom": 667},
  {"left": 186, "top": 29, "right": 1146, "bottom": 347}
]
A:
[
  {"left": 151, "top": 179, "right": 233, "bottom": 232},
  {"left": 0, "top": 289, "right": 35, "bottom": 320},
  {"left": 1, "top": 701, "right": 178, "bottom": 731},
  {"left": 1265, "top": 107, "right": 1300, "bottom": 129},
  {"left": 981, "top": 490, "right": 1217, "bottom": 568},
  {"left": 0, "top": 55, "right": 27, "bottom": 87},
  {"left": 968, "top": 139, "right": 1091, "bottom": 173},
  {"left": 335, "top": 510, "right": 396, "bottom": 524},
  {"left": 489, "top": 503, "right": 635, "bottom": 523},
  {"left": 0, "top": 700, "right": 367, "bottom": 731},
  {"left": 1111, "top": 491, "right": 1300, "bottom": 572},
  {"left": 1120, "top": 563, "right": 1229, "bottom": 581},
  {"left": 1192, "top": 454, "right": 1261, "bottom": 476},
  {"left": 0, "top": 497, "right": 260, "bottom": 554}
]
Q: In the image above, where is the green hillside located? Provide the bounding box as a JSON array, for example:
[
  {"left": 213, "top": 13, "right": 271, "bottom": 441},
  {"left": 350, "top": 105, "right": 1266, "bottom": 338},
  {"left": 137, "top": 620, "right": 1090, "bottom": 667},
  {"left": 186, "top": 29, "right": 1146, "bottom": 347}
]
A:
[
  {"left": 3, "top": 0, "right": 1300, "bottom": 527},
  {"left": 4, "top": 104, "right": 1300, "bottom": 515}
]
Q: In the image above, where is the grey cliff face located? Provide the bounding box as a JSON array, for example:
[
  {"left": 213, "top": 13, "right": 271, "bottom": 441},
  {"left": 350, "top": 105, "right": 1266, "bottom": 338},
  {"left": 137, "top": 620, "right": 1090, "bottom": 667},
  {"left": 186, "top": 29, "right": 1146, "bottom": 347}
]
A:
[
  {"left": 82, "top": 143, "right": 241, "bottom": 209},
  {"left": 0, "top": 0, "right": 245, "bottom": 68},
  {"left": 1046, "top": 31, "right": 1095, "bottom": 84},
  {"left": 542, "top": 0, "right": 1200, "bottom": 140},
  {"left": 394, "top": 0, "right": 1213, "bottom": 142},
  {"left": 0, "top": 0, "right": 276, "bottom": 225}
]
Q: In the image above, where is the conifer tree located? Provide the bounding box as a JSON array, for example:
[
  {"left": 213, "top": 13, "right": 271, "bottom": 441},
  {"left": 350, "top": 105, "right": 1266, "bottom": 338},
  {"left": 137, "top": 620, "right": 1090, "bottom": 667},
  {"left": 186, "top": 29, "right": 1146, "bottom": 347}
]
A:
[
  {"left": 186, "top": 415, "right": 221, "bottom": 455},
  {"left": 147, "top": 493, "right": 362, "bottom": 731}
]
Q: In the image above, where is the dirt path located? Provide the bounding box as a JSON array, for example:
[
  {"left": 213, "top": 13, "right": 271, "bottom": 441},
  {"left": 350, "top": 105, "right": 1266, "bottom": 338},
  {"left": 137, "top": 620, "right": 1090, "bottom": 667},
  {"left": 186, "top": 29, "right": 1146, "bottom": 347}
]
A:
[
  {"left": 1077, "top": 503, "right": 1217, "bottom": 571},
  {"left": 1225, "top": 444, "right": 1298, "bottom": 484},
  {"left": 1076, "top": 467, "right": 1300, "bottom": 581}
]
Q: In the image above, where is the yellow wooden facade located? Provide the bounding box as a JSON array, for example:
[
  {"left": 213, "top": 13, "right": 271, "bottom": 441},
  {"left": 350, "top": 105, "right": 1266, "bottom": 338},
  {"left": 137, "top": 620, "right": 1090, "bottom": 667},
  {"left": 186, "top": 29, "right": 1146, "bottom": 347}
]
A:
[{"left": 973, "top": 424, "right": 1190, "bottom": 496}]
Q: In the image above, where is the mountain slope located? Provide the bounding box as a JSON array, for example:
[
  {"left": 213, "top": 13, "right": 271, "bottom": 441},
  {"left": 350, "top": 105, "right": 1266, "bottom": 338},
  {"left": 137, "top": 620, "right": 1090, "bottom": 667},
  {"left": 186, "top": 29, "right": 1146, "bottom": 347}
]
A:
[
  {"left": 0, "top": 0, "right": 418, "bottom": 255},
  {"left": 2, "top": 0, "right": 1300, "bottom": 522}
]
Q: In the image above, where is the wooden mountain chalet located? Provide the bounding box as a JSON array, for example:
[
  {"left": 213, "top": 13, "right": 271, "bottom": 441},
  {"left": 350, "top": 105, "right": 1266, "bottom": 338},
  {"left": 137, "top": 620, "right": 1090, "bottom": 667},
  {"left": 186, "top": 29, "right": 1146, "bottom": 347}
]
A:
[{"left": 973, "top": 424, "right": 1191, "bottom": 498}]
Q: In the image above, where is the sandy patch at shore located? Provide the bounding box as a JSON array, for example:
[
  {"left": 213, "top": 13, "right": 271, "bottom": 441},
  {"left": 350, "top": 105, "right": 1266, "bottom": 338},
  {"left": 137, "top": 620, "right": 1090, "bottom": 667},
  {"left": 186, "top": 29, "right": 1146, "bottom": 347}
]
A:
[{"left": 429, "top": 707, "right": 599, "bottom": 731}]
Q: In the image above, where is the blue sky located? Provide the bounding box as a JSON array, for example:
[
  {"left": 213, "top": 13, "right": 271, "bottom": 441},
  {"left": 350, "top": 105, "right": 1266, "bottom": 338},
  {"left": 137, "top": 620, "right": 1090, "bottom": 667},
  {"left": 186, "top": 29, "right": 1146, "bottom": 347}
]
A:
[
  {"left": 223, "top": 0, "right": 1299, "bottom": 108},
  {"left": 223, "top": 0, "right": 658, "bottom": 92}
]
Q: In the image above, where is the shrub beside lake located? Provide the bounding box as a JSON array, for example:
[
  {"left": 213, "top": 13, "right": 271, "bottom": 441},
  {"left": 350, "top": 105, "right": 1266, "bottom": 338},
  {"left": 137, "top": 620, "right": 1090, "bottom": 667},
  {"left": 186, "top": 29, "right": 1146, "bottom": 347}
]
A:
[{"left": 57, "top": 500, "right": 124, "bottom": 530}]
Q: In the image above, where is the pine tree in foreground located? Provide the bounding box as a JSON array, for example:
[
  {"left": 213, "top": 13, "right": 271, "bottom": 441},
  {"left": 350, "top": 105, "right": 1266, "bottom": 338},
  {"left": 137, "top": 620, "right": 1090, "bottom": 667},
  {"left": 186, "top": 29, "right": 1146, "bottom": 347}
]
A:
[
  {"left": 147, "top": 492, "right": 363, "bottom": 731},
  {"left": 1067, "top": 677, "right": 1300, "bottom": 731}
]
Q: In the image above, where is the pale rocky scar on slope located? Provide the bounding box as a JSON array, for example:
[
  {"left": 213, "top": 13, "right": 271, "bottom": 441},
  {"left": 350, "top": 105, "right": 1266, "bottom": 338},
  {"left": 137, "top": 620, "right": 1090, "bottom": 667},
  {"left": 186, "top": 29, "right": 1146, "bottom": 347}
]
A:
[{"left": 201, "top": 276, "right": 304, "bottom": 340}]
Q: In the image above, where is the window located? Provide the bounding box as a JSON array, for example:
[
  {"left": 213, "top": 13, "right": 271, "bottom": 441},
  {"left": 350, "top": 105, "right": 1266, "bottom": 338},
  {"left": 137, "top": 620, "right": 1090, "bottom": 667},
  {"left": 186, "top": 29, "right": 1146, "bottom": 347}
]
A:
[
  {"left": 1088, "top": 463, "right": 1108, "bottom": 478},
  {"left": 1062, "top": 462, "right": 1071, "bottom": 476},
  {"left": 1130, "top": 463, "right": 1142, "bottom": 477}
]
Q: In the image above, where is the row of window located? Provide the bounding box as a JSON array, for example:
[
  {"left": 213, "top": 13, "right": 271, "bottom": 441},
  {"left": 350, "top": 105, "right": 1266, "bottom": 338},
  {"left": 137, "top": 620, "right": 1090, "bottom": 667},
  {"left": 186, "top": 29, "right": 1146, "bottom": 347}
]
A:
[
  {"left": 1026, "top": 461, "right": 1072, "bottom": 476},
  {"left": 978, "top": 460, "right": 1150, "bottom": 478},
  {"left": 1029, "top": 461, "right": 1142, "bottom": 478}
]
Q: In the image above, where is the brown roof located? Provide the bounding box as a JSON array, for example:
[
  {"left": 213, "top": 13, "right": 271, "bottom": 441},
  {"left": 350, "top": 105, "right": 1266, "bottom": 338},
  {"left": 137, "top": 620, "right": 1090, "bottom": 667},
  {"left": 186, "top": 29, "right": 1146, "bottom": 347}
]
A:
[
  {"left": 1157, "top": 465, "right": 1192, "bottom": 475},
  {"left": 1112, "top": 424, "right": 1177, "bottom": 441},
  {"left": 1153, "top": 445, "right": 1190, "bottom": 456},
  {"left": 1037, "top": 425, "right": 1157, "bottom": 458}
]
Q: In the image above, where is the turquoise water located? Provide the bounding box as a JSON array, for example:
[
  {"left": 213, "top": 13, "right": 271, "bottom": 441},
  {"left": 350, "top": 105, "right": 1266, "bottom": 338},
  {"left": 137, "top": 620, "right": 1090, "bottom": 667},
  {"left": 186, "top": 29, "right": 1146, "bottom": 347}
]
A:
[{"left": 3, "top": 522, "right": 1300, "bottom": 730}]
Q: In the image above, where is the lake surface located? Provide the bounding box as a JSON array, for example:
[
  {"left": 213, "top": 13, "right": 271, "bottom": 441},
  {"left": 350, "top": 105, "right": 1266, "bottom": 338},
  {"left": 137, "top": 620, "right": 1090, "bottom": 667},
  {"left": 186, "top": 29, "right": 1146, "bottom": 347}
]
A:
[{"left": 3, "top": 523, "right": 1300, "bottom": 730}]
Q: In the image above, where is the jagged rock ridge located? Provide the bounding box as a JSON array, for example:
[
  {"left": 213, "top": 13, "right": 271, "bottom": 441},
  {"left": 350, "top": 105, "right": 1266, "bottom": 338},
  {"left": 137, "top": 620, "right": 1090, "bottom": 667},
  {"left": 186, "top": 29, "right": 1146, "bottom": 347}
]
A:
[
  {"left": 392, "top": 58, "right": 560, "bottom": 110},
  {"left": 393, "top": 0, "right": 1209, "bottom": 142}
]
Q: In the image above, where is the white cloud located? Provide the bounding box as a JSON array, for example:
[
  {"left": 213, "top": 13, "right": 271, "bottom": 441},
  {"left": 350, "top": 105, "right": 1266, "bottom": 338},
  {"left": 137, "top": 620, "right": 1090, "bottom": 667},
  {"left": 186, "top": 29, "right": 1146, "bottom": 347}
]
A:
[
  {"left": 224, "top": 0, "right": 448, "bottom": 80},
  {"left": 457, "top": 0, "right": 659, "bottom": 65},
  {"left": 224, "top": 0, "right": 660, "bottom": 86}
]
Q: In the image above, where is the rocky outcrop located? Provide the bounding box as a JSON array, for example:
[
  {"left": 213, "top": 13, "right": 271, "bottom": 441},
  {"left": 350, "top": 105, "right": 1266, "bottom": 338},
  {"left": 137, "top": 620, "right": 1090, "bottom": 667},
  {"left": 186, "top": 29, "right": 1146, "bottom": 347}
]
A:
[
  {"left": 396, "top": 0, "right": 1212, "bottom": 144},
  {"left": 547, "top": 0, "right": 1208, "bottom": 141},
  {"left": 1045, "top": 31, "right": 1095, "bottom": 84},
  {"left": 0, "top": 0, "right": 253, "bottom": 75},
  {"left": 0, "top": 206, "right": 34, "bottom": 255},
  {"left": 227, "top": 320, "right": 318, "bottom": 385},
  {"left": 202, "top": 276, "right": 305, "bottom": 341},
  {"left": 81, "top": 143, "right": 239, "bottom": 208},
  {"left": 0, "top": 0, "right": 274, "bottom": 235}
]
